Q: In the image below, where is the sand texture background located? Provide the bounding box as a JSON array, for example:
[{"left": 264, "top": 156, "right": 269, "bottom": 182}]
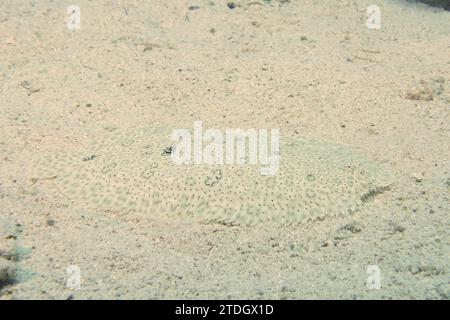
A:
[{"left": 0, "top": 0, "right": 449, "bottom": 299}]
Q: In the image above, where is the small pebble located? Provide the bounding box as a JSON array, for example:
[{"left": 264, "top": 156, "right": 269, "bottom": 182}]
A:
[
  {"left": 46, "top": 218, "right": 56, "bottom": 227},
  {"left": 322, "top": 239, "right": 334, "bottom": 247},
  {"left": 411, "top": 172, "right": 424, "bottom": 183}
]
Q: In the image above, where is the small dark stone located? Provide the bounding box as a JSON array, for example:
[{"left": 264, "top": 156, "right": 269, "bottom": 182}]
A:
[
  {"left": 227, "top": 2, "right": 236, "bottom": 9},
  {"left": 20, "top": 80, "right": 32, "bottom": 90},
  {"left": 322, "top": 239, "right": 334, "bottom": 247},
  {"left": 393, "top": 224, "right": 406, "bottom": 233},
  {"left": 162, "top": 146, "right": 173, "bottom": 156},
  {"left": 46, "top": 218, "right": 56, "bottom": 227},
  {"left": 188, "top": 5, "right": 201, "bottom": 10},
  {"left": 340, "top": 222, "right": 362, "bottom": 234},
  {"left": 214, "top": 169, "right": 222, "bottom": 180},
  {"left": 82, "top": 155, "right": 96, "bottom": 162}
]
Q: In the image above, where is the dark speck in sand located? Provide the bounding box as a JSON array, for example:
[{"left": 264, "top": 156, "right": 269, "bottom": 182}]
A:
[
  {"left": 162, "top": 146, "right": 173, "bottom": 156},
  {"left": 46, "top": 218, "right": 56, "bottom": 227},
  {"left": 82, "top": 155, "right": 97, "bottom": 162}
]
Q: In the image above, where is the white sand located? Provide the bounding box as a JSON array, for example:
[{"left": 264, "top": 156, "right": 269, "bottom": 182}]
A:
[{"left": 0, "top": 0, "right": 449, "bottom": 299}]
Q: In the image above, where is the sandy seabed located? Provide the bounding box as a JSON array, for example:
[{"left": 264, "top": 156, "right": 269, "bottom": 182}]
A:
[{"left": 0, "top": 0, "right": 449, "bottom": 299}]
